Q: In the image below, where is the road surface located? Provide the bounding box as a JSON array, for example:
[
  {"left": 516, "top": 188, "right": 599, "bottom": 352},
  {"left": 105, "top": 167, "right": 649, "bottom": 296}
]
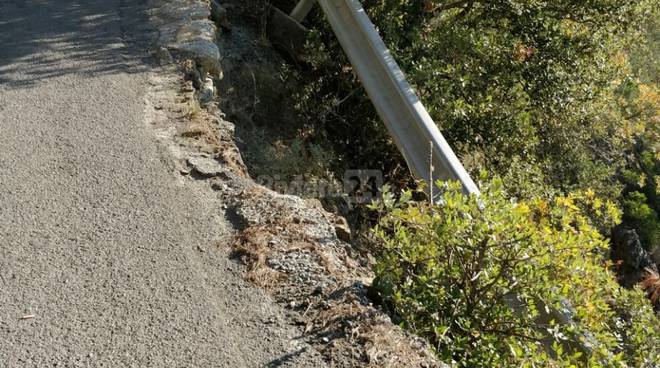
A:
[{"left": 0, "top": 0, "right": 324, "bottom": 366}]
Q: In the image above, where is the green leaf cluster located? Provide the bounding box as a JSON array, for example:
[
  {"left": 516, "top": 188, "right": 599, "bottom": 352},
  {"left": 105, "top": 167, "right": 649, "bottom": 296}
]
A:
[
  {"left": 371, "top": 178, "right": 659, "bottom": 367},
  {"left": 617, "top": 80, "right": 659, "bottom": 253}
]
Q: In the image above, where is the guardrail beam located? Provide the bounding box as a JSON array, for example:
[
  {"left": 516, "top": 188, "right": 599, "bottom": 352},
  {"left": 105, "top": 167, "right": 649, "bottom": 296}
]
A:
[{"left": 316, "top": 0, "right": 479, "bottom": 196}]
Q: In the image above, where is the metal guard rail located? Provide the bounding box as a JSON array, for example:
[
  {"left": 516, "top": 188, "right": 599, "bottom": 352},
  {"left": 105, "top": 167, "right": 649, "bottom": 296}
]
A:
[{"left": 292, "top": 0, "right": 479, "bottom": 196}]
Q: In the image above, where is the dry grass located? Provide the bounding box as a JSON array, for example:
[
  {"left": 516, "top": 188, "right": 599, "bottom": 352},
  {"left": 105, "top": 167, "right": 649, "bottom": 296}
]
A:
[
  {"left": 176, "top": 91, "right": 249, "bottom": 176},
  {"left": 304, "top": 285, "right": 442, "bottom": 368},
  {"left": 363, "top": 324, "right": 441, "bottom": 368},
  {"left": 230, "top": 220, "right": 339, "bottom": 286},
  {"left": 180, "top": 125, "right": 207, "bottom": 138},
  {"left": 641, "top": 267, "right": 660, "bottom": 304},
  {"left": 230, "top": 225, "right": 285, "bottom": 287},
  {"left": 227, "top": 188, "right": 444, "bottom": 367},
  {"left": 179, "top": 108, "right": 223, "bottom": 153}
]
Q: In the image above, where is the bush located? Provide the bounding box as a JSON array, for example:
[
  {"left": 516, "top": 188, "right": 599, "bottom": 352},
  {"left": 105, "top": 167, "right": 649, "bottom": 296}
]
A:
[
  {"left": 618, "top": 119, "right": 659, "bottom": 253},
  {"left": 293, "top": 0, "right": 658, "bottom": 201},
  {"left": 371, "top": 177, "right": 659, "bottom": 367},
  {"left": 622, "top": 191, "right": 659, "bottom": 252}
]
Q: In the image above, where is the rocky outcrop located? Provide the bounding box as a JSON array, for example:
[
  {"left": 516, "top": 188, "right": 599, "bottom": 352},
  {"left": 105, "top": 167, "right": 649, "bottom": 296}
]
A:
[
  {"left": 148, "top": 0, "right": 222, "bottom": 102},
  {"left": 611, "top": 226, "right": 659, "bottom": 287},
  {"left": 652, "top": 246, "right": 660, "bottom": 267}
]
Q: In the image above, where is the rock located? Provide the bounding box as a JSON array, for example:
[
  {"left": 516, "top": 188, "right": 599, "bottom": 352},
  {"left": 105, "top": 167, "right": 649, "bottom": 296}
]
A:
[
  {"left": 611, "top": 226, "right": 658, "bottom": 287},
  {"left": 171, "top": 39, "right": 221, "bottom": 77},
  {"left": 175, "top": 20, "right": 216, "bottom": 43},
  {"left": 150, "top": 0, "right": 223, "bottom": 78},
  {"left": 187, "top": 155, "right": 224, "bottom": 177},
  {"left": 155, "top": 46, "right": 173, "bottom": 65},
  {"left": 167, "top": 19, "right": 221, "bottom": 78},
  {"left": 198, "top": 77, "right": 215, "bottom": 104},
  {"left": 150, "top": 1, "right": 209, "bottom": 23},
  {"left": 183, "top": 60, "right": 203, "bottom": 90},
  {"left": 334, "top": 217, "right": 351, "bottom": 242},
  {"left": 612, "top": 227, "right": 655, "bottom": 269},
  {"left": 151, "top": 1, "right": 209, "bottom": 46}
]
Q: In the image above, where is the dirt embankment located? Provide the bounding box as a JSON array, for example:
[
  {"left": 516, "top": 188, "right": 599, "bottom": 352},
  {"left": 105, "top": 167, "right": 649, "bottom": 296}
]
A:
[{"left": 146, "top": 0, "right": 447, "bottom": 366}]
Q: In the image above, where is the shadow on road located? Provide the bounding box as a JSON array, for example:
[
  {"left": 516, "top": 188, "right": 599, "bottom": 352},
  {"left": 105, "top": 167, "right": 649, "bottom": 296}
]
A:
[
  {"left": 266, "top": 347, "right": 311, "bottom": 367},
  {"left": 0, "top": 0, "right": 153, "bottom": 88}
]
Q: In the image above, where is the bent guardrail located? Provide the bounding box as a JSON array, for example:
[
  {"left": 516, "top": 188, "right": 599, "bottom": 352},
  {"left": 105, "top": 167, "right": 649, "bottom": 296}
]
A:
[{"left": 291, "top": 0, "right": 479, "bottom": 196}]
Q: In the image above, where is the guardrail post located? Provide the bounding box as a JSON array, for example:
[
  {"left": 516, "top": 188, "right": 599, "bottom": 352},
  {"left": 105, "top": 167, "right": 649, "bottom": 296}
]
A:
[{"left": 290, "top": 0, "right": 317, "bottom": 22}]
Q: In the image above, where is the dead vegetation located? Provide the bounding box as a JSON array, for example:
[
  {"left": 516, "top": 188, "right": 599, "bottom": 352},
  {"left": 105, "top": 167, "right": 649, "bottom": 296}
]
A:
[
  {"left": 171, "top": 63, "right": 249, "bottom": 177},
  {"left": 227, "top": 186, "right": 444, "bottom": 367},
  {"left": 231, "top": 224, "right": 297, "bottom": 288},
  {"left": 177, "top": 61, "right": 225, "bottom": 154},
  {"left": 641, "top": 268, "right": 660, "bottom": 306}
]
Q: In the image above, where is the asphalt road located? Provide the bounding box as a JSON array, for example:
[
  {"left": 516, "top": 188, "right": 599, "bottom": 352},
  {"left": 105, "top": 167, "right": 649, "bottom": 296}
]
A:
[{"left": 0, "top": 0, "right": 325, "bottom": 366}]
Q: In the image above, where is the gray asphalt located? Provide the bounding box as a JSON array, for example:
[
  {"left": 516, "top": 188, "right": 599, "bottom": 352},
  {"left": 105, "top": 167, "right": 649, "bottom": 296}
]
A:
[{"left": 0, "top": 0, "right": 324, "bottom": 366}]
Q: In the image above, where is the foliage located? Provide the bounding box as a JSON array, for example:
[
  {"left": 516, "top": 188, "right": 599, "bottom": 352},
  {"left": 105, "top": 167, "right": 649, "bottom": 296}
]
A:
[
  {"left": 371, "top": 177, "right": 659, "bottom": 367},
  {"left": 616, "top": 80, "right": 660, "bottom": 253},
  {"left": 292, "top": 0, "right": 658, "bottom": 201},
  {"left": 622, "top": 191, "right": 659, "bottom": 251},
  {"left": 260, "top": 2, "right": 660, "bottom": 364},
  {"left": 627, "top": 15, "right": 660, "bottom": 84}
]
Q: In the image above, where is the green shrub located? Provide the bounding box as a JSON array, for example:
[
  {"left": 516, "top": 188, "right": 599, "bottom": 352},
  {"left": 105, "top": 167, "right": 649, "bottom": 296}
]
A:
[
  {"left": 616, "top": 87, "right": 659, "bottom": 252},
  {"left": 293, "top": 0, "right": 658, "bottom": 201},
  {"left": 622, "top": 191, "right": 659, "bottom": 252},
  {"left": 371, "top": 177, "right": 659, "bottom": 367}
]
